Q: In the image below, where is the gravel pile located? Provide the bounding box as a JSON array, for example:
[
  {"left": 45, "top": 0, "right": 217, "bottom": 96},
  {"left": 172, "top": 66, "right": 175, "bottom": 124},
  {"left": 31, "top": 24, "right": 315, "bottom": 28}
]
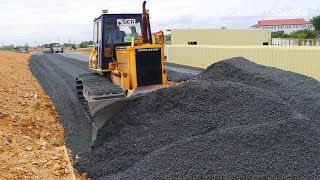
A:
[
  {"left": 76, "top": 57, "right": 320, "bottom": 179},
  {"left": 197, "top": 57, "right": 320, "bottom": 122}
]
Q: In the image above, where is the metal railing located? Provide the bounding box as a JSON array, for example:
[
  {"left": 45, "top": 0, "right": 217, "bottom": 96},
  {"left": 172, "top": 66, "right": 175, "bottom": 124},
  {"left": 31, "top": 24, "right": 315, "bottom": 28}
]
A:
[{"left": 272, "top": 38, "right": 320, "bottom": 46}]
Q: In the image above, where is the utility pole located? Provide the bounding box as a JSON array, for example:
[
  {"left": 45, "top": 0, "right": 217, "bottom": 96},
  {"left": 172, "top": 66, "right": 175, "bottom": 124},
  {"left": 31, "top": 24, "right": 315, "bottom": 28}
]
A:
[{"left": 1, "top": 42, "right": 3, "bottom": 51}]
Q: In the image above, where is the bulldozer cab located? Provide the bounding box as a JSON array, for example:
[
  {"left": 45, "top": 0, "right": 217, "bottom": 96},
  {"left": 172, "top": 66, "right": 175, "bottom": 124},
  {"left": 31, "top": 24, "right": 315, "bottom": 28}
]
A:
[{"left": 93, "top": 14, "right": 152, "bottom": 70}]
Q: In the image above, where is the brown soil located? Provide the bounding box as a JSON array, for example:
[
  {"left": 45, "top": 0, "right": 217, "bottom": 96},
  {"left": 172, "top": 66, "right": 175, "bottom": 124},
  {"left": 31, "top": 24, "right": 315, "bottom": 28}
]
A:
[
  {"left": 0, "top": 51, "right": 85, "bottom": 179},
  {"left": 74, "top": 48, "right": 92, "bottom": 54}
]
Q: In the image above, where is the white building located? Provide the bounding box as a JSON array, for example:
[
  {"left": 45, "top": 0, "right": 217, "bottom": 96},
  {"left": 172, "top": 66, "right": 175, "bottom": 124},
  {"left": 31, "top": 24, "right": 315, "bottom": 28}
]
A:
[{"left": 251, "top": 18, "right": 314, "bottom": 34}]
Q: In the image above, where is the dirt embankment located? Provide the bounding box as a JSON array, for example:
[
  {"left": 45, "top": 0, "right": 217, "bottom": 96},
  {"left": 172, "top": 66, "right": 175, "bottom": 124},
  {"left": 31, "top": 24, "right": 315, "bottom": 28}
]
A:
[{"left": 0, "top": 51, "right": 84, "bottom": 179}]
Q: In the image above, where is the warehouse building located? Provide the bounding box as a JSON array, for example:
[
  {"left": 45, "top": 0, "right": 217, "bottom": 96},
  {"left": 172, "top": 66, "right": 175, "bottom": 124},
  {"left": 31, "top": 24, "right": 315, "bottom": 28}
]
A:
[{"left": 251, "top": 18, "right": 314, "bottom": 34}]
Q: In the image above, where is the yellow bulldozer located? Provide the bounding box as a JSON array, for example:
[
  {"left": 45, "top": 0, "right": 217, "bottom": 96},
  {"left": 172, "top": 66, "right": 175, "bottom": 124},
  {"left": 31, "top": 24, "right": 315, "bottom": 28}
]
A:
[{"left": 76, "top": 1, "right": 175, "bottom": 142}]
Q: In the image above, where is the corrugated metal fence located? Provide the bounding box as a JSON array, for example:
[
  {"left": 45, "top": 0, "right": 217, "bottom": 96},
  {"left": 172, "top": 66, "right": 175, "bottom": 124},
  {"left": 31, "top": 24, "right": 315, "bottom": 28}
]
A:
[{"left": 166, "top": 45, "right": 320, "bottom": 80}]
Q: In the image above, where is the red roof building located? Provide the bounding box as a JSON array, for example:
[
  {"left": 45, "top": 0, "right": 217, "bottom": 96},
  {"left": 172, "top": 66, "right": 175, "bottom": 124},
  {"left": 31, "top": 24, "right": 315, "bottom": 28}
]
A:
[{"left": 252, "top": 18, "right": 314, "bottom": 34}]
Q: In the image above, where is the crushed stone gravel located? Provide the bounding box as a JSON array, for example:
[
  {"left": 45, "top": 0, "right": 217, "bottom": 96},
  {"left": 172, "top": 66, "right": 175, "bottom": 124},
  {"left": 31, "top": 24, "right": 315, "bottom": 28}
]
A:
[
  {"left": 28, "top": 53, "right": 197, "bottom": 177},
  {"left": 29, "top": 54, "right": 320, "bottom": 179},
  {"left": 75, "top": 57, "right": 320, "bottom": 179}
]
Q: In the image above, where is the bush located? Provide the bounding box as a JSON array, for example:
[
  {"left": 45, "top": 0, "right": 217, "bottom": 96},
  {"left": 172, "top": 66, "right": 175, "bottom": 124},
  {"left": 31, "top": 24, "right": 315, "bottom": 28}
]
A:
[
  {"left": 80, "top": 41, "right": 93, "bottom": 48},
  {"left": 271, "top": 32, "right": 281, "bottom": 38},
  {"left": 272, "top": 29, "right": 318, "bottom": 39},
  {"left": 290, "top": 29, "right": 317, "bottom": 39},
  {"left": 311, "top": 16, "right": 320, "bottom": 31},
  {"left": 279, "top": 34, "right": 290, "bottom": 38},
  {"left": 1, "top": 45, "right": 15, "bottom": 51}
]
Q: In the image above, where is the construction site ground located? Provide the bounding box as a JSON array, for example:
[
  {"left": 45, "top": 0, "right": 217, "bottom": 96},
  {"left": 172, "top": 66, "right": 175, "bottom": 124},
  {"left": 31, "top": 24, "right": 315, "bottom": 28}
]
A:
[
  {"left": 0, "top": 51, "right": 89, "bottom": 179},
  {"left": 27, "top": 52, "right": 200, "bottom": 155},
  {"left": 3, "top": 50, "right": 320, "bottom": 179}
]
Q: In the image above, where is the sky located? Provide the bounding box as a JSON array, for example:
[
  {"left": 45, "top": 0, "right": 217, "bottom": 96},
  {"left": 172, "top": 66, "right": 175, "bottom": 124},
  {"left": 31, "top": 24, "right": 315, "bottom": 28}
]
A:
[{"left": 0, "top": 0, "right": 319, "bottom": 46}]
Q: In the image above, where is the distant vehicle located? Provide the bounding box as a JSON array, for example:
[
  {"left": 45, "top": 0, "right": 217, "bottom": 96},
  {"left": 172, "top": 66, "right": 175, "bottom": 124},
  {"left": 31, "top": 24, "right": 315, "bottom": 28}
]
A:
[
  {"left": 52, "top": 44, "right": 64, "bottom": 53},
  {"left": 42, "top": 43, "right": 64, "bottom": 53},
  {"left": 43, "top": 44, "right": 51, "bottom": 53},
  {"left": 18, "top": 47, "right": 29, "bottom": 53}
]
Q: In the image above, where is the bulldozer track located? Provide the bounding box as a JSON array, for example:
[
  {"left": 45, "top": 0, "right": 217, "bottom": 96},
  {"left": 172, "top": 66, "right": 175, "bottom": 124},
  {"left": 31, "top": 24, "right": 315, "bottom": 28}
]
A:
[
  {"left": 76, "top": 77, "right": 93, "bottom": 120},
  {"left": 75, "top": 73, "right": 125, "bottom": 121}
]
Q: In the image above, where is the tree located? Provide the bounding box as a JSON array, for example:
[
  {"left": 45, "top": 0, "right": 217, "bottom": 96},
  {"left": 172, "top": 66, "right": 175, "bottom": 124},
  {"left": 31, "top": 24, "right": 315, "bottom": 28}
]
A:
[
  {"left": 2, "top": 45, "right": 15, "bottom": 51},
  {"left": 271, "top": 30, "right": 317, "bottom": 39},
  {"left": 311, "top": 16, "right": 320, "bottom": 31},
  {"left": 80, "top": 41, "right": 90, "bottom": 48},
  {"left": 279, "top": 34, "right": 290, "bottom": 38},
  {"left": 290, "top": 29, "right": 317, "bottom": 39},
  {"left": 271, "top": 32, "right": 281, "bottom": 38}
]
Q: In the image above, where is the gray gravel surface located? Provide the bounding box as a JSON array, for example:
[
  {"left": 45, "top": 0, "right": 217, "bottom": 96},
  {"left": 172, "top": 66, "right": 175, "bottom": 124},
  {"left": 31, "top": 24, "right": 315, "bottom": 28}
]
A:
[
  {"left": 28, "top": 53, "right": 198, "bottom": 169},
  {"left": 197, "top": 57, "right": 320, "bottom": 121},
  {"left": 29, "top": 54, "right": 93, "bottom": 156},
  {"left": 75, "top": 57, "right": 320, "bottom": 179}
]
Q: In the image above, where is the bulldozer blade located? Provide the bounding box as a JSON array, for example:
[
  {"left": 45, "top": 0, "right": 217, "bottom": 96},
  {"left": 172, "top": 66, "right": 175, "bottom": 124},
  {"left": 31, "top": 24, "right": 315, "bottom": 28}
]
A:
[
  {"left": 88, "top": 82, "right": 183, "bottom": 143},
  {"left": 90, "top": 95, "right": 142, "bottom": 142}
]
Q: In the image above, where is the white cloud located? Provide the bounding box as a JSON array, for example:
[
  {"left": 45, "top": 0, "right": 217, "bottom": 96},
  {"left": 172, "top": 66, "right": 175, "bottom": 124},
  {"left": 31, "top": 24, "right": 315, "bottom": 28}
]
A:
[{"left": 0, "top": 0, "right": 318, "bottom": 46}]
